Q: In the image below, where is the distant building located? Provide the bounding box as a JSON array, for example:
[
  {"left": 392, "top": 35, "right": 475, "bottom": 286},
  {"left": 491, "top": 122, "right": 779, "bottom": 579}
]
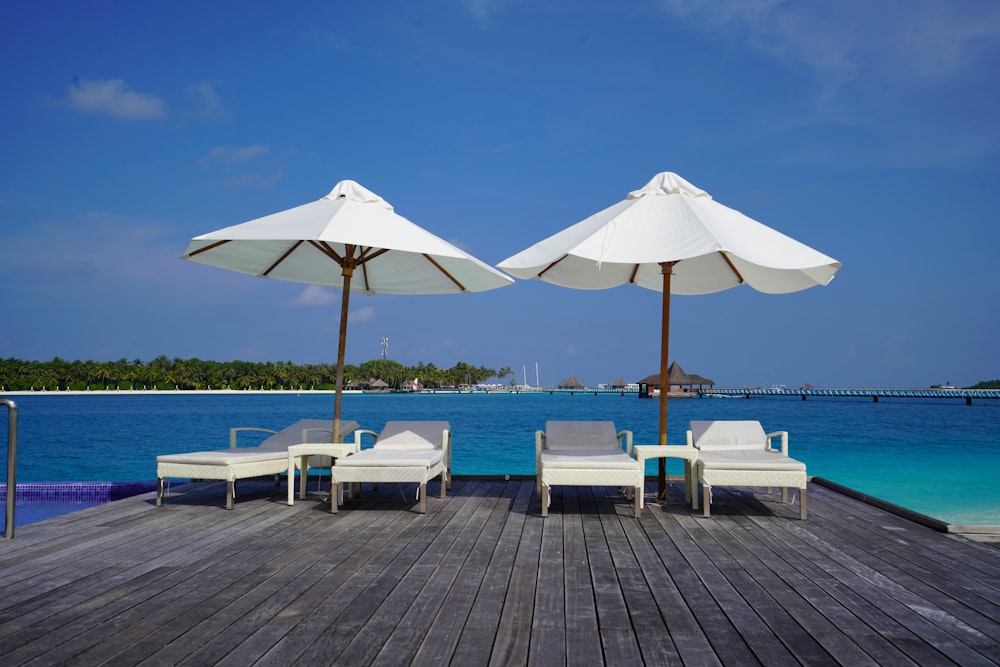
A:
[
  {"left": 558, "top": 375, "right": 586, "bottom": 389},
  {"left": 637, "top": 361, "right": 714, "bottom": 392}
]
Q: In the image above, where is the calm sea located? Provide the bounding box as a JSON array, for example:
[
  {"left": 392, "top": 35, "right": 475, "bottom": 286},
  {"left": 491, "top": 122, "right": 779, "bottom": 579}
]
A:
[{"left": 3, "top": 392, "right": 998, "bottom": 525}]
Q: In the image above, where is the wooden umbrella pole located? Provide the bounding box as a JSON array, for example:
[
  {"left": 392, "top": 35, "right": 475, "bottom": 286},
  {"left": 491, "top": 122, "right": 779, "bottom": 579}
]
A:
[
  {"left": 333, "top": 264, "right": 354, "bottom": 444},
  {"left": 658, "top": 261, "right": 675, "bottom": 499}
]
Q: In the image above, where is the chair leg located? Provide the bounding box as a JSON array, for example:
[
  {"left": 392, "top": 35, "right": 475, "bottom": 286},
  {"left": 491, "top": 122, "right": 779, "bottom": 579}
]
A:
[
  {"left": 781, "top": 487, "right": 788, "bottom": 503},
  {"left": 684, "top": 462, "right": 692, "bottom": 503},
  {"left": 634, "top": 486, "right": 643, "bottom": 518},
  {"left": 226, "top": 481, "right": 235, "bottom": 510},
  {"left": 331, "top": 483, "right": 340, "bottom": 513},
  {"left": 439, "top": 472, "right": 447, "bottom": 498},
  {"left": 419, "top": 483, "right": 427, "bottom": 513},
  {"left": 541, "top": 484, "right": 549, "bottom": 517},
  {"left": 800, "top": 487, "right": 808, "bottom": 520},
  {"left": 156, "top": 478, "right": 165, "bottom": 506},
  {"left": 702, "top": 486, "right": 711, "bottom": 518}
]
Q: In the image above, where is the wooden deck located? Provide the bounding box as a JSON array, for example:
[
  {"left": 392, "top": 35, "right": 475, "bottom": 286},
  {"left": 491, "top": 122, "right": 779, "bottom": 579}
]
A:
[{"left": 1, "top": 478, "right": 998, "bottom": 666}]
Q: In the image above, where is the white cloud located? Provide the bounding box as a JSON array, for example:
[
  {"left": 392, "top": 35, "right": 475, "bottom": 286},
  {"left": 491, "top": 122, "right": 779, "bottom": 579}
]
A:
[
  {"left": 221, "top": 169, "right": 285, "bottom": 190},
  {"left": 66, "top": 78, "right": 167, "bottom": 119},
  {"left": 202, "top": 145, "right": 270, "bottom": 164},
  {"left": 350, "top": 306, "right": 376, "bottom": 324},
  {"left": 293, "top": 285, "right": 337, "bottom": 306},
  {"left": 187, "top": 81, "right": 226, "bottom": 118},
  {"left": 659, "top": 1, "right": 1000, "bottom": 94}
]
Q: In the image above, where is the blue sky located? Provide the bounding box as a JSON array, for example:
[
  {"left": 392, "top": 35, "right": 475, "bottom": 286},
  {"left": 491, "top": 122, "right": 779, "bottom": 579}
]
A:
[{"left": 2, "top": 1, "right": 999, "bottom": 389}]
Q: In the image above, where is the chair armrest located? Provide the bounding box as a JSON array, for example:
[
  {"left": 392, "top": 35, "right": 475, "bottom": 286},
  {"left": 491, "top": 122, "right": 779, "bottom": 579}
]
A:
[
  {"left": 442, "top": 429, "right": 452, "bottom": 467},
  {"left": 765, "top": 431, "right": 789, "bottom": 455},
  {"left": 617, "top": 429, "right": 634, "bottom": 456},
  {"left": 535, "top": 430, "right": 546, "bottom": 455},
  {"left": 301, "top": 427, "right": 334, "bottom": 443},
  {"left": 686, "top": 430, "right": 694, "bottom": 447},
  {"left": 354, "top": 429, "right": 379, "bottom": 450},
  {"left": 229, "top": 427, "right": 277, "bottom": 448}
]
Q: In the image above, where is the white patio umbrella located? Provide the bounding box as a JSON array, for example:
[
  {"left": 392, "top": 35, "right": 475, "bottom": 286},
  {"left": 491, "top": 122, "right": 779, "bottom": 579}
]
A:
[
  {"left": 183, "top": 179, "right": 514, "bottom": 442},
  {"left": 498, "top": 171, "right": 841, "bottom": 498}
]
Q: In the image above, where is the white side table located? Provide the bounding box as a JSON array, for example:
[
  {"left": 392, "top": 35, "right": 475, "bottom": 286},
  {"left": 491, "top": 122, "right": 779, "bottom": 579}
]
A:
[
  {"left": 633, "top": 445, "right": 699, "bottom": 510},
  {"left": 287, "top": 443, "right": 356, "bottom": 507}
]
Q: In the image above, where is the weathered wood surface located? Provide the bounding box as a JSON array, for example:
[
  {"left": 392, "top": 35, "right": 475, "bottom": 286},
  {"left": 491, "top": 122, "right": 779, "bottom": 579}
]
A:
[{"left": 1, "top": 479, "right": 998, "bottom": 666}]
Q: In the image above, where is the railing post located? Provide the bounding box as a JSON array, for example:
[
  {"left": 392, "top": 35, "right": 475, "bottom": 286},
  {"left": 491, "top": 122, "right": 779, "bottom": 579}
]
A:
[{"left": 2, "top": 398, "right": 16, "bottom": 539}]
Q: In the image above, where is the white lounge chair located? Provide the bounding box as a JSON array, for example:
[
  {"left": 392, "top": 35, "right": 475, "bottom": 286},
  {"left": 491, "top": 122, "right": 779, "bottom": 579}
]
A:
[
  {"left": 536, "top": 421, "right": 643, "bottom": 518},
  {"left": 329, "top": 421, "right": 451, "bottom": 514},
  {"left": 156, "top": 418, "right": 359, "bottom": 509},
  {"left": 689, "top": 420, "right": 807, "bottom": 520}
]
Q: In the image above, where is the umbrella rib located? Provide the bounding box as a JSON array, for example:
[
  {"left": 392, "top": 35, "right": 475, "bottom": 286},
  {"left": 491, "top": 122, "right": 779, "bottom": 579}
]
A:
[
  {"left": 356, "top": 247, "right": 391, "bottom": 292},
  {"left": 310, "top": 240, "right": 345, "bottom": 265},
  {"left": 263, "top": 240, "right": 305, "bottom": 277},
  {"left": 423, "top": 254, "right": 467, "bottom": 291},
  {"left": 537, "top": 255, "right": 567, "bottom": 280},
  {"left": 186, "top": 239, "right": 230, "bottom": 257},
  {"left": 719, "top": 251, "right": 746, "bottom": 284},
  {"left": 359, "top": 247, "right": 391, "bottom": 263},
  {"left": 628, "top": 264, "right": 640, "bottom": 284}
]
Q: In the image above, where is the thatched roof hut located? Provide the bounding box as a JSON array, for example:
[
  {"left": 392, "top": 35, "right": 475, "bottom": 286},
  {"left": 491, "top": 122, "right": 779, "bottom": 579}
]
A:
[
  {"left": 558, "top": 375, "right": 586, "bottom": 389},
  {"left": 637, "top": 361, "right": 714, "bottom": 390}
]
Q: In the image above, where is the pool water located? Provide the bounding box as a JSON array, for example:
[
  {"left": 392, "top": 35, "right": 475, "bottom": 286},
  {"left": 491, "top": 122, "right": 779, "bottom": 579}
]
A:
[{"left": 4, "top": 501, "right": 101, "bottom": 527}]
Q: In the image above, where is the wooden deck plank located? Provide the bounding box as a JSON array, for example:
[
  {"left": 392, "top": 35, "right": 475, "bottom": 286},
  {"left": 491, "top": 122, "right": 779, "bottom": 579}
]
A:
[
  {"left": 624, "top": 488, "right": 721, "bottom": 666},
  {"left": 230, "top": 502, "right": 424, "bottom": 666},
  {"left": 449, "top": 480, "right": 533, "bottom": 665},
  {"left": 725, "top": 511, "right": 920, "bottom": 666},
  {"left": 557, "top": 483, "right": 605, "bottom": 667},
  {"left": 337, "top": 481, "right": 494, "bottom": 665},
  {"left": 489, "top": 482, "right": 543, "bottom": 666},
  {"left": 593, "top": 486, "right": 680, "bottom": 666},
  {"left": 774, "top": 486, "right": 1000, "bottom": 664},
  {"left": 271, "top": 486, "right": 455, "bottom": 666},
  {"left": 408, "top": 480, "right": 518, "bottom": 666},
  {"left": 577, "top": 486, "right": 643, "bottom": 666},
  {"left": 0, "top": 478, "right": 997, "bottom": 665},
  {"left": 125, "top": 489, "right": 395, "bottom": 665},
  {"left": 741, "top": 486, "right": 993, "bottom": 665}
]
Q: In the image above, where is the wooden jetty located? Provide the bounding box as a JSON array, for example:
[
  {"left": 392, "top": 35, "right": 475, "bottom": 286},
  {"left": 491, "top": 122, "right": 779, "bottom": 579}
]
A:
[
  {"left": 1, "top": 479, "right": 998, "bottom": 665},
  {"left": 703, "top": 387, "right": 1000, "bottom": 404}
]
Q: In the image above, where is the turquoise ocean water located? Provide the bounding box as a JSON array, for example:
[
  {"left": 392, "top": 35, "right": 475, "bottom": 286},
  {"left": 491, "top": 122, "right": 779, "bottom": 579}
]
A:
[{"left": 2, "top": 392, "right": 998, "bottom": 525}]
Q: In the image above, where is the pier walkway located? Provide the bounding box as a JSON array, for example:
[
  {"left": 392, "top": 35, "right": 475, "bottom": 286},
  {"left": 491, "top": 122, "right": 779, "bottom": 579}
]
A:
[
  {"left": 703, "top": 387, "right": 1000, "bottom": 403},
  {"left": 1, "top": 478, "right": 998, "bottom": 665}
]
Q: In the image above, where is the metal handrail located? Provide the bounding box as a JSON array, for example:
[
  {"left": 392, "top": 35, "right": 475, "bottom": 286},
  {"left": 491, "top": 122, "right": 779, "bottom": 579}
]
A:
[{"left": 2, "top": 398, "right": 16, "bottom": 539}]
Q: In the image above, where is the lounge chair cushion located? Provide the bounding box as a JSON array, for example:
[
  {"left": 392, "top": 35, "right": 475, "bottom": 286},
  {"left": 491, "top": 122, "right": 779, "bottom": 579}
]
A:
[
  {"left": 690, "top": 420, "right": 767, "bottom": 451},
  {"left": 252, "top": 419, "right": 357, "bottom": 451},
  {"left": 374, "top": 421, "right": 448, "bottom": 449},
  {"left": 696, "top": 450, "right": 806, "bottom": 471},
  {"left": 544, "top": 421, "right": 620, "bottom": 451},
  {"left": 540, "top": 450, "right": 639, "bottom": 470},
  {"left": 337, "top": 448, "right": 444, "bottom": 468},
  {"left": 157, "top": 449, "right": 292, "bottom": 466}
]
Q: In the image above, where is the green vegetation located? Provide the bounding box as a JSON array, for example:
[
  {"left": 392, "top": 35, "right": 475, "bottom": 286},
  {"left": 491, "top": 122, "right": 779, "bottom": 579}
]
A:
[
  {"left": 968, "top": 379, "right": 1000, "bottom": 390},
  {"left": 0, "top": 356, "right": 514, "bottom": 392}
]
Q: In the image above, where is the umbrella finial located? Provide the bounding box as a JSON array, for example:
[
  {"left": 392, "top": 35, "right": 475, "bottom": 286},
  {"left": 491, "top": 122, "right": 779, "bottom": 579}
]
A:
[
  {"left": 629, "top": 172, "right": 711, "bottom": 200},
  {"left": 325, "top": 180, "right": 394, "bottom": 211}
]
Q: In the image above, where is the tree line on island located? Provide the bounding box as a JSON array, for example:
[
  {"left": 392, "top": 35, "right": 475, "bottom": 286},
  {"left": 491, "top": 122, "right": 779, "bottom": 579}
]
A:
[{"left": 0, "top": 356, "right": 516, "bottom": 392}]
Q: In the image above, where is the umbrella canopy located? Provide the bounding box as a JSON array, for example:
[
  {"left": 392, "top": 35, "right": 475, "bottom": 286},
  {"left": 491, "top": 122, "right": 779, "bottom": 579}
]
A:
[
  {"left": 499, "top": 171, "right": 840, "bottom": 497},
  {"left": 183, "top": 179, "right": 514, "bottom": 441}
]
